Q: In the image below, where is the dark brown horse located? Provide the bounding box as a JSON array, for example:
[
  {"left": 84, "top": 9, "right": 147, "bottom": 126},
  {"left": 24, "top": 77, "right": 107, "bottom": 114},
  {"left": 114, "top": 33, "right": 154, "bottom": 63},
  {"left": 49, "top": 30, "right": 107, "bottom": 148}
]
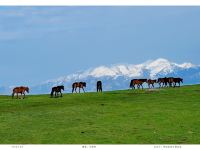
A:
[
  {"left": 147, "top": 79, "right": 157, "bottom": 88},
  {"left": 172, "top": 78, "right": 183, "bottom": 87},
  {"left": 168, "top": 77, "right": 174, "bottom": 87},
  {"left": 50, "top": 85, "right": 64, "bottom": 98},
  {"left": 130, "top": 79, "right": 147, "bottom": 89},
  {"left": 157, "top": 77, "right": 168, "bottom": 88},
  {"left": 12, "top": 86, "right": 29, "bottom": 99},
  {"left": 97, "top": 81, "right": 102, "bottom": 92},
  {"left": 72, "top": 82, "right": 86, "bottom": 93}
]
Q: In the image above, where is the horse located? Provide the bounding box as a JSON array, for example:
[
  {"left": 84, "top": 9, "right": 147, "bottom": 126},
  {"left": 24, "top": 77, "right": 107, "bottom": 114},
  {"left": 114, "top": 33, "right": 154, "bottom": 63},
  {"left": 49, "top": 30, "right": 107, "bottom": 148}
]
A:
[
  {"left": 50, "top": 85, "right": 64, "bottom": 98},
  {"left": 168, "top": 77, "right": 174, "bottom": 87},
  {"left": 12, "top": 86, "right": 29, "bottom": 99},
  {"left": 147, "top": 79, "right": 157, "bottom": 88},
  {"left": 97, "top": 81, "right": 102, "bottom": 92},
  {"left": 157, "top": 77, "right": 168, "bottom": 88},
  {"left": 130, "top": 79, "right": 147, "bottom": 89},
  {"left": 72, "top": 82, "right": 86, "bottom": 93},
  {"left": 172, "top": 78, "right": 183, "bottom": 87}
]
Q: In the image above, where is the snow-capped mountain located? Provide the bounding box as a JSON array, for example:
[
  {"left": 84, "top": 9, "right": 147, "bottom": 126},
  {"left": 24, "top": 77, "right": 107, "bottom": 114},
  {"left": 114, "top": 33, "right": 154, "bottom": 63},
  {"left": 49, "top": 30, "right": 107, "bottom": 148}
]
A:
[{"left": 1, "top": 58, "right": 200, "bottom": 94}]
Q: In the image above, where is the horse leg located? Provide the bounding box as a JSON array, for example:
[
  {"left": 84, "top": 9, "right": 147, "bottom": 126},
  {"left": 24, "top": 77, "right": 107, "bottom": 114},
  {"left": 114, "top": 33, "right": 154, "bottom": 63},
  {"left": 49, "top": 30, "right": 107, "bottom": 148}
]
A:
[
  {"left": 57, "top": 91, "right": 59, "bottom": 97},
  {"left": 50, "top": 90, "right": 53, "bottom": 97},
  {"left": 60, "top": 91, "right": 62, "bottom": 97},
  {"left": 75, "top": 87, "right": 77, "bottom": 93},
  {"left": 152, "top": 84, "right": 154, "bottom": 88},
  {"left": 82, "top": 87, "right": 85, "bottom": 93},
  {"left": 54, "top": 92, "right": 57, "bottom": 98},
  {"left": 17, "top": 93, "right": 18, "bottom": 99},
  {"left": 23, "top": 92, "right": 25, "bottom": 99},
  {"left": 141, "top": 84, "right": 143, "bottom": 89}
]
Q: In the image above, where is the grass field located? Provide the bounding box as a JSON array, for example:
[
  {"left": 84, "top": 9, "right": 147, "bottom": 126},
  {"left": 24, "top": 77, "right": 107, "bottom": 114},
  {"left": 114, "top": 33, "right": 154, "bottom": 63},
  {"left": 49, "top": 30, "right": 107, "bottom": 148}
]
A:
[{"left": 0, "top": 85, "right": 200, "bottom": 144}]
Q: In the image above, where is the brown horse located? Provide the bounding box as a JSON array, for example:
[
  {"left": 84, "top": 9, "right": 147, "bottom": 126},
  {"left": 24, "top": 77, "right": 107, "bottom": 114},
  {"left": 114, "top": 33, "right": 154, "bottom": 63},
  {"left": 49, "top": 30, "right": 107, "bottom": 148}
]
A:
[
  {"left": 157, "top": 77, "right": 168, "bottom": 88},
  {"left": 174, "top": 78, "right": 183, "bottom": 87},
  {"left": 130, "top": 79, "right": 147, "bottom": 89},
  {"left": 72, "top": 82, "right": 86, "bottom": 93},
  {"left": 12, "top": 86, "right": 29, "bottom": 99},
  {"left": 147, "top": 79, "right": 157, "bottom": 88},
  {"left": 170, "top": 77, "right": 183, "bottom": 87}
]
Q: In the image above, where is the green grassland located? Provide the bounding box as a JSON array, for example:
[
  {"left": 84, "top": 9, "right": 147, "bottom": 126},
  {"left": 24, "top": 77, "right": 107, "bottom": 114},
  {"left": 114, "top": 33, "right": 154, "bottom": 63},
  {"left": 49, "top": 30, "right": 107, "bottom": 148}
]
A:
[{"left": 0, "top": 85, "right": 200, "bottom": 144}]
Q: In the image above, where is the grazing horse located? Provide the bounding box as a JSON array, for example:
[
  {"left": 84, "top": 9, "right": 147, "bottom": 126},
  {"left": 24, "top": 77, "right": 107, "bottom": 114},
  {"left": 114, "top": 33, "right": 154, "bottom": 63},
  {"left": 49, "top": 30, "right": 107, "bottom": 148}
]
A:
[
  {"left": 50, "top": 85, "right": 64, "bottom": 98},
  {"left": 130, "top": 79, "right": 147, "bottom": 89},
  {"left": 147, "top": 79, "right": 157, "bottom": 88},
  {"left": 97, "top": 81, "right": 102, "bottom": 92},
  {"left": 12, "top": 86, "right": 29, "bottom": 99},
  {"left": 72, "top": 82, "right": 86, "bottom": 93},
  {"left": 173, "top": 78, "right": 183, "bottom": 87}
]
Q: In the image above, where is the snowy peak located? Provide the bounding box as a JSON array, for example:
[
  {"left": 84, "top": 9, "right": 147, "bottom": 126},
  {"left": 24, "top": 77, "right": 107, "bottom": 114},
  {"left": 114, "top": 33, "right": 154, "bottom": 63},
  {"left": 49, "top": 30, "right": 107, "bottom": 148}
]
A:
[
  {"left": 148, "top": 58, "right": 195, "bottom": 69},
  {"left": 85, "top": 58, "right": 196, "bottom": 79},
  {"left": 178, "top": 62, "right": 195, "bottom": 69},
  {"left": 47, "top": 58, "right": 197, "bottom": 82},
  {"left": 145, "top": 58, "right": 175, "bottom": 77},
  {"left": 147, "top": 58, "right": 172, "bottom": 69},
  {"left": 89, "top": 66, "right": 117, "bottom": 77}
]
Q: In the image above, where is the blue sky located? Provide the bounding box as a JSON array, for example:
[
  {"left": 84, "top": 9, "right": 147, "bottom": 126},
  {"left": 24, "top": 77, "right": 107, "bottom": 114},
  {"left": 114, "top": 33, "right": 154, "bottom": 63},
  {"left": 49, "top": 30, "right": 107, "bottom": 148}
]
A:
[{"left": 0, "top": 6, "right": 200, "bottom": 86}]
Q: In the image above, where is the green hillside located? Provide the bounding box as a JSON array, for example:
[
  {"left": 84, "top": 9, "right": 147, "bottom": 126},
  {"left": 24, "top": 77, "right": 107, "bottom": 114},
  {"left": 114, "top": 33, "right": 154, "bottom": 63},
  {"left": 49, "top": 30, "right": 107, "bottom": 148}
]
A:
[{"left": 0, "top": 85, "right": 200, "bottom": 144}]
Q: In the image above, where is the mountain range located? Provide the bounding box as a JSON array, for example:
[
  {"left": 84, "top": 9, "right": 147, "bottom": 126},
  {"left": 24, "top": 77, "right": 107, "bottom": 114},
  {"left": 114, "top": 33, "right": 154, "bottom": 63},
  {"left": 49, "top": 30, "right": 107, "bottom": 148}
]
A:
[{"left": 1, "top": 58, "right": 200, "bottom": 95}]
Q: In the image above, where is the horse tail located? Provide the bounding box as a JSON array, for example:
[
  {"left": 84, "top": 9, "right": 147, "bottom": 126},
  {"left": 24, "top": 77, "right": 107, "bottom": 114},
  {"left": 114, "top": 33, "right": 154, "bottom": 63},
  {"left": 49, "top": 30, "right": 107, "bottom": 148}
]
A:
[
  {"left": 130, "top": 80, "right": 133, "bottom": 88},
  {"left": 50, "top": 89, "right": 54, "bottom": 97},
  {"left": 72, "top": 83, "right": 74, "bottom": 93},
  {"left": 12, "top": 88, "right": 16, "bottom": 99}
]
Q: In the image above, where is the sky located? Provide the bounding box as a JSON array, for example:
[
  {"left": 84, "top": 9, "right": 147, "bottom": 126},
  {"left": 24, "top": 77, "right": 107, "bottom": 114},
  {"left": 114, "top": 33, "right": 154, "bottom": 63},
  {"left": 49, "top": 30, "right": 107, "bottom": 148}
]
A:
[{"left": 0, "top": 6, "right": 200, "bottom": 86}]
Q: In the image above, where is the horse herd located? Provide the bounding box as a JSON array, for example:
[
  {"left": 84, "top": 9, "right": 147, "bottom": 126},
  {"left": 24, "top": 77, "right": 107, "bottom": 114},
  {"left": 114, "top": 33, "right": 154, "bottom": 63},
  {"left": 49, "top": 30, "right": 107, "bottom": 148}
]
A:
[
  {"left": 11, "top": 77, "right": 183, "bottom": 99},
  {"left": 130, "top": 77, "right": 183, "bottom": 89}
]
